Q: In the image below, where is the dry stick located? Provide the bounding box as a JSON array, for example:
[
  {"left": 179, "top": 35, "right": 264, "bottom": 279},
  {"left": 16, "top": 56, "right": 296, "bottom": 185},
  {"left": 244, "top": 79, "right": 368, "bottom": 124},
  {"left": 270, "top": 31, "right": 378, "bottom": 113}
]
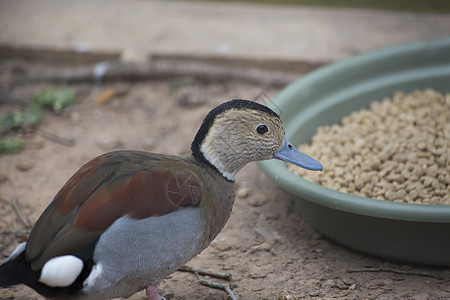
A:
[
  {"left": 14, "top": 61, "right": 298, "bottom": 88},
  {"left": 347, "top": 267, "right": 442, "bottom": 280},
  {"left": 11, "top": 197, "right": 31, "bottom": 228},
  {"left": 3, "top": 228, "right": 32, "bottom": 235},
  {"left": 178, "top": 266, "right": 237, "bottom": 300},
  {"left": 197, "top": 277, "right": 237, "bottom": 300},
  {"left": 178, "top": 265, "right": 232, "bottom": 281},
  {"left": 40, "top": 129, "right": 75, "bottom": 147}
]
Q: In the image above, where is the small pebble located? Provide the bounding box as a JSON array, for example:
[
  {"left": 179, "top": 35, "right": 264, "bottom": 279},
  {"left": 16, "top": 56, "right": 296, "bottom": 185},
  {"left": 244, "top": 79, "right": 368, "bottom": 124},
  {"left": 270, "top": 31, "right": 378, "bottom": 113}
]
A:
[
  {"left": 16, "top": 162, "right": 33, "bottom": 171},
  {"left": 278, "top": 292, "right": 297, "bottom": 300},
  {"left": 255, "top": 226, "right": 280, "bottom": 244},
  {"left": 0, "top": 173, "right": 9, "bottom": 184},
  {"left": 247, "top": 196, "right": 268, "bottom": 207},
  {"left": 249, "top": 265, "right": 267, "bottom": 278},
  {"left": 341, "top": 275, "right": 354, "bottom": 286},
  {"left": 237, "top": 187, "right": 249, "bottom": 198},
  {"left": 211, "top": 237, "right": 232, "bottom": 252}
]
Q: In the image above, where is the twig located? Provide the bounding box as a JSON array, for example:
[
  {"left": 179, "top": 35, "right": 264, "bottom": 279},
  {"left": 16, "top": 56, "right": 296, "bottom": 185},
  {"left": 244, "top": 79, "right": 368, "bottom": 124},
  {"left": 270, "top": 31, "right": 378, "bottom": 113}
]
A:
[
  {"left": 2, "top": 228, "right": 32, "bottom": 235},
  {"left": 11, "top": 197, "right": 31, "bottom": 228},
  {"left": 40, "top": 129, "right": 75, "bottom": 147},
  {"left": 14, "top": 61, "right": 299, "bottom": 88},
  {"left": 347, "top": 267, "right": 442, "bottom": 280},
  {"left": 178, "top": 265, "right": 237, "bottom": 300},
  {"left": 178, "top": 265, "right": 232, "bottom": 281},
  {"left": 197, "top": 277, "right": 237, "bottom": 300}
]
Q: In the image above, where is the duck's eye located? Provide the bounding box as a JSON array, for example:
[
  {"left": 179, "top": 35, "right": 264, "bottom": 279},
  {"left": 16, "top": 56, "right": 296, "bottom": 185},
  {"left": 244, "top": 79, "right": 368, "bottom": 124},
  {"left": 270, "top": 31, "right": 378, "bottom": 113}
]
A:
[{"left": 256, "top": 124, "right": 269, "bottom": 134}]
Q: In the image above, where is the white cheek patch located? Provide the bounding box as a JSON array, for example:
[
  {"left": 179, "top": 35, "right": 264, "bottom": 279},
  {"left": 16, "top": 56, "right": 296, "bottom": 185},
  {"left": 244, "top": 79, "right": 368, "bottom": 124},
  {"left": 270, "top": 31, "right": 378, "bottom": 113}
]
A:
[{"left": 39, "top": 255, "right": 84, "bottom": 287}]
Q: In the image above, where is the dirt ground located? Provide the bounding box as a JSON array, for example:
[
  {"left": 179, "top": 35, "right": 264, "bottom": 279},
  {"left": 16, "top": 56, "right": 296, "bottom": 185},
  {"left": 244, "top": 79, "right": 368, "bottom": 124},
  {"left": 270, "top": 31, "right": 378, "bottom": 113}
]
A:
[{"left": 1, "top": 60, "right": 449, "bottom": 300}]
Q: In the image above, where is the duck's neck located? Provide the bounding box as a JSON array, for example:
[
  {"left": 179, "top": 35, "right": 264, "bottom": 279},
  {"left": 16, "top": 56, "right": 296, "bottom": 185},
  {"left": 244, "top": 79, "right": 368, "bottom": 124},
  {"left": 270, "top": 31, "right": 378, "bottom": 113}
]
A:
[
  {"left": 198, "top": 143, "right": 245, "bottom": 182},
  {"left": 192, "top": 138, "right": 247, "bottom": 182}
]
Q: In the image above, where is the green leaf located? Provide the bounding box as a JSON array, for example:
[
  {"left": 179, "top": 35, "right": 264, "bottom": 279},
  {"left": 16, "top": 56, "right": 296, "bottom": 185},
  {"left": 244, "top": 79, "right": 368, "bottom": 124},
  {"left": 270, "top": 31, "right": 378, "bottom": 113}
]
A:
[
  {"left": 33, "top": 88, "right": 76, "bottom": 113},
  {"left": 0, "top": 137, "right": 25, "bottom": 154}
]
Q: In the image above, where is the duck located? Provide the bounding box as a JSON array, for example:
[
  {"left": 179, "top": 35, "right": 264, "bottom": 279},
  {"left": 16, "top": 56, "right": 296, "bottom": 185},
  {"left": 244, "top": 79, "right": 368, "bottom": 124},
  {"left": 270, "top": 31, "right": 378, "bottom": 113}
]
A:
[{"left": 0, "top": 99, "right": 322, "bottom": 300}]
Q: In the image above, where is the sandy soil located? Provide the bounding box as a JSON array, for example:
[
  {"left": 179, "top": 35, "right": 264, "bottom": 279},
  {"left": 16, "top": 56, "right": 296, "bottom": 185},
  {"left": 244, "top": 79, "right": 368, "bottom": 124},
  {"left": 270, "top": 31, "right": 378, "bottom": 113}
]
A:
[{"left": 1, "top": 60, "right": 449, "bottom": 300}]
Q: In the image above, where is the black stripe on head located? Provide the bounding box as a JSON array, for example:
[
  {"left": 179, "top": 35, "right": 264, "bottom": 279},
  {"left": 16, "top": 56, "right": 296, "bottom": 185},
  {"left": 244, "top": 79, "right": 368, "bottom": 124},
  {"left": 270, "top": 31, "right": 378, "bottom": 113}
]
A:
[{"left": 191, "top": 99, "right": 280, "bottom": 165}]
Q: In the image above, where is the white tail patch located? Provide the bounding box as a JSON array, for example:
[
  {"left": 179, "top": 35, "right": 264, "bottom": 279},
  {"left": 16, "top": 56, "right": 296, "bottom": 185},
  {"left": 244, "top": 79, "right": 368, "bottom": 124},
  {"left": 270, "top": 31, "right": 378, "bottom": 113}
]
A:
[{"left": 39, "top": 255, "right": 83, "bottom": 287}]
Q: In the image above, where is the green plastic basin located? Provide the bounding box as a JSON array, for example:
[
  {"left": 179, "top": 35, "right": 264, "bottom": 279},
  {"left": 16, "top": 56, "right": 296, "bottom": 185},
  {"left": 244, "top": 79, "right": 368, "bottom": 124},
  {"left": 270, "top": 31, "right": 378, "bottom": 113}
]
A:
[{"left": 259, "top": 38, "right": 450, "bottom": 266}]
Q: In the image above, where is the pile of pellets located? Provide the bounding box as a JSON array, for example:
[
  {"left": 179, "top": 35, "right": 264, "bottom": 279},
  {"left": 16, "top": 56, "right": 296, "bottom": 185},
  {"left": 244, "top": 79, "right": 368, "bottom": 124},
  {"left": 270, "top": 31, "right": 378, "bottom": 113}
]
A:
[{"left": 290, "top": 89, "right": 450, "bottom": 204}]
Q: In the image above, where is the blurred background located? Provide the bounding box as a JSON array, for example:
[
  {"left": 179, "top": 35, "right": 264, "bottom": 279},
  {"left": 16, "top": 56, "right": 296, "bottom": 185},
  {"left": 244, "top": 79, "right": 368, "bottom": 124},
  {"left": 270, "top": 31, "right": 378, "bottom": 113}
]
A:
[
  {"left": 1, "top": 0, "right": 450, "bottom": 65},
  {"left": 1, "top": 1, "right": 450, "bottom": 299}
]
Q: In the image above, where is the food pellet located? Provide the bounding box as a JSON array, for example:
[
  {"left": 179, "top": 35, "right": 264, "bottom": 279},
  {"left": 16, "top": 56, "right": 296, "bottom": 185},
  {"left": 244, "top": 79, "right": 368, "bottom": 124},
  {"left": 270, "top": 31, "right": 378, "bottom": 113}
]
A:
[{"left": 290, "top": 89, "right": 450, "bottom": 204}]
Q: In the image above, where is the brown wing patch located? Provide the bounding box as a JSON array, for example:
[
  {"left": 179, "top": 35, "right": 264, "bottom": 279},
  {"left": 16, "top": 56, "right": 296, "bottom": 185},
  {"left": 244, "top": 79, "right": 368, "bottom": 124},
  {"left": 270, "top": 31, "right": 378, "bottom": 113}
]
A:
[
  {"left": 54, "top": 154, "right": 118, "bottom": 214},
  {"left": 167, "top": 172, "right": 202, "bottom": 207},
  {"left": 74, "top": 169, "right": 203, "bottom": 231}
]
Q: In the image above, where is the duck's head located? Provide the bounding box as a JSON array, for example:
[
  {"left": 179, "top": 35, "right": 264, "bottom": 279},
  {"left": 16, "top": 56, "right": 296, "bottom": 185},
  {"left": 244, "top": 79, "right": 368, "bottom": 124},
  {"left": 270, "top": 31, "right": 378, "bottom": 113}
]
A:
[{"left": 191, "top": 99, "right": 322, "bottom": 181}]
